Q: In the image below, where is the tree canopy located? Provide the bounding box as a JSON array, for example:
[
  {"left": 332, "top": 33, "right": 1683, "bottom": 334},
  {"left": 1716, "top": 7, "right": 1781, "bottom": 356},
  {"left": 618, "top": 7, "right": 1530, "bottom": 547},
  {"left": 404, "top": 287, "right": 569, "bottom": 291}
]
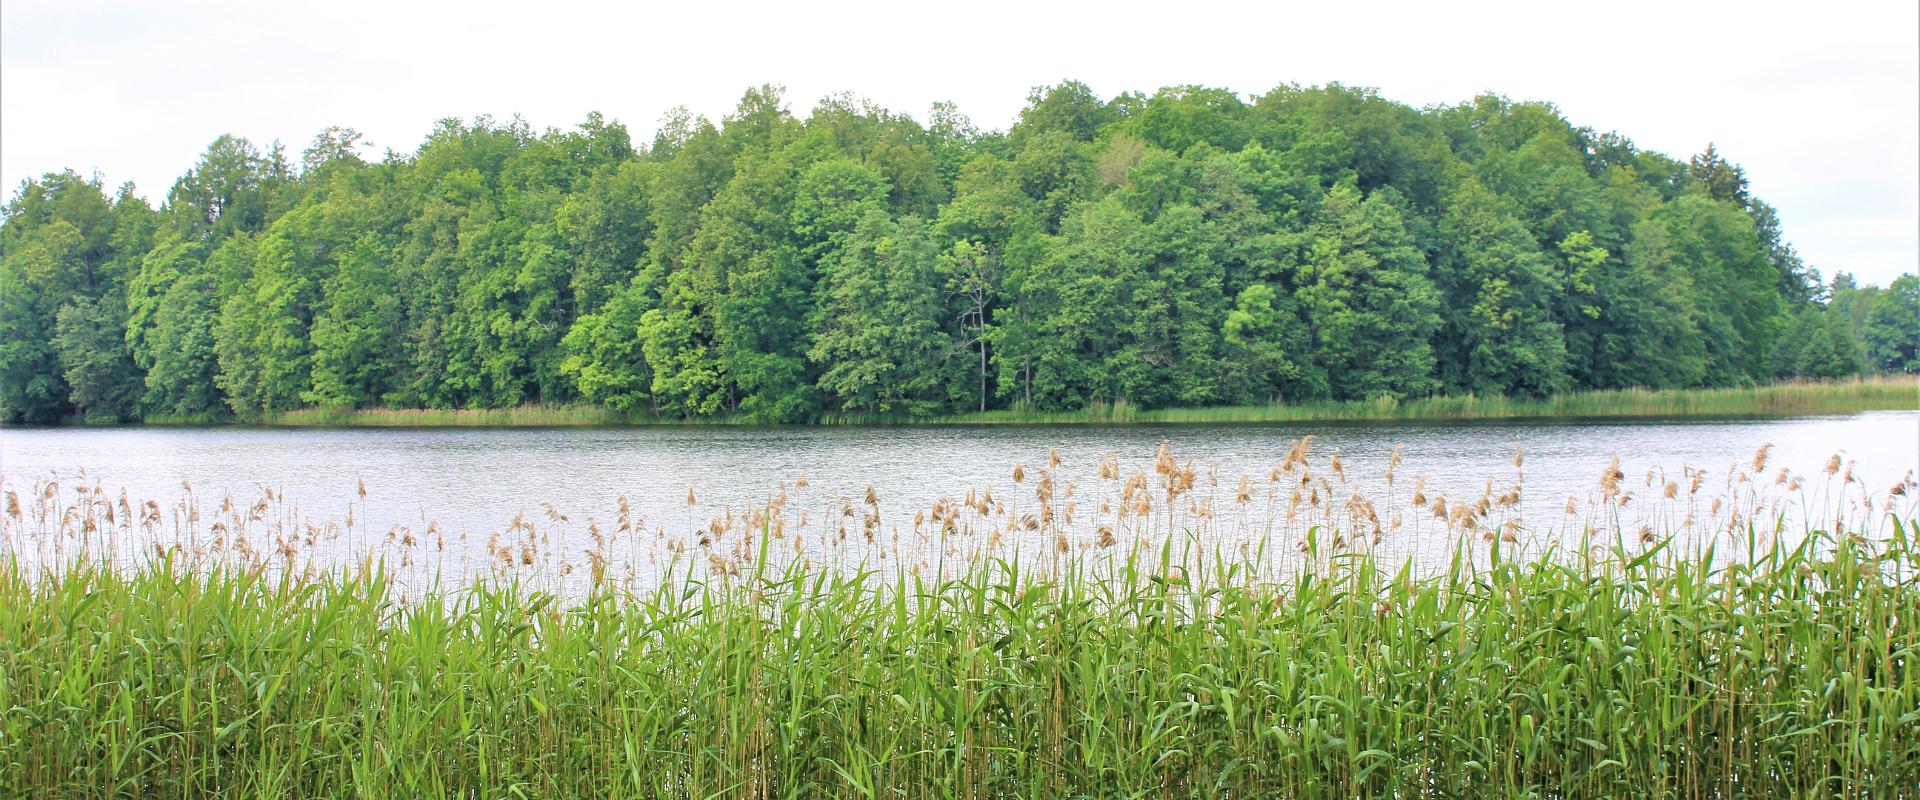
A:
[{"left": 3, "top": 84, "right": 1910, "bottom": 423}]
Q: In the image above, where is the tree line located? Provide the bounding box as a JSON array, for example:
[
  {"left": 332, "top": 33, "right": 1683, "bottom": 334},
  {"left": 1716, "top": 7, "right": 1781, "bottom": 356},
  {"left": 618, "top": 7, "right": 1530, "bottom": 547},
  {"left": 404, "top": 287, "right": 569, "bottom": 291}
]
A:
[{"left": 3, "top": 82, "right": 1915, "bottom": 424}]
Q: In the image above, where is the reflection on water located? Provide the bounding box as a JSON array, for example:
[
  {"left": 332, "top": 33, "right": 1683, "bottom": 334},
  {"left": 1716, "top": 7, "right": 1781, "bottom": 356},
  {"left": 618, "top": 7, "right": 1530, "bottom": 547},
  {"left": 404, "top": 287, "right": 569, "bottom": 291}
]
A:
[{"left": 3, "top": 412, "right": 1916, "bottom": 592}]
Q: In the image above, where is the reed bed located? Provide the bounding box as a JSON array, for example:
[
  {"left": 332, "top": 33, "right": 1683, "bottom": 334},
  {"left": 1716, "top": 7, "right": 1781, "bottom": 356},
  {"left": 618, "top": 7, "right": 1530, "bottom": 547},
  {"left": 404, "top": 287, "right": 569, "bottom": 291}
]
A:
[
  {"left": 1, "top": 443, "right": 1917, "bottom": 797},
  {"left": 3, "top": 436, "right": 1908, "bottom": 598},
  {"left": 929, "top": 376, "right": 1919, "bottom": 425},
  {"left": 222, "top": 376, "right": 1920, "bottom": 428},
  {"left": 262, "top": 404, "right": 625, "bottom": 427},
  {"left": 3, "top": 525, "right": 1917, "bottom": 798}
]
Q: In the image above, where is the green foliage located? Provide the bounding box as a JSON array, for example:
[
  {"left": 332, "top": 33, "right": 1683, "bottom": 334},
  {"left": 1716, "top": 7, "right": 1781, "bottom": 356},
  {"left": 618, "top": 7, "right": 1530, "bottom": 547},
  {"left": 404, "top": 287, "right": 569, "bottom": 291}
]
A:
[
  {"left": 556, "top": 161, "right": 653, "bottom": 314},
  {"left": 213, "top": 211, "right": 329, "bottom": 418},
  {"left": 1221, "top": 283, "right": 1321, "bottom": 401},
  {"left": 1, "top": 84, "right": 1900, "bottom": 424},
  {"left": 139, "top": 272, "right": 222, "bottom": 416},
  {"left": 1123, "top": 204, "right": 1230, "bottom": 406},
  {"left": 1772, "top": 305, "right": 1863, "bottom": 380},
  {"left": 1124, "top": 85, "right": 1253, "bottom": 153},
  {"left": 306, "top": 239, "right": 404, "bottom": 407},
  {"left": 52, "top": 295, "right": 141, "bottom": 422},
  {"left": 1012, "top": 79, "right": 1117, "bottom": 144},
  {"left": 165, "top": 134, "right": 291, "bottom": 242},
  {"left": 809, "top": 212, "right": 952, "bottom": 415},
  {"left": 0, "top": 173, "right": 139, "bottom": 422},
  {"left": 1864, "top": 274, "right": 1920, "bottom": 374},
  {"left": 0, "top": 226, "right": 77, "bottom": 423},
  {"left": 995, "top": 196, "right": 1144, "bottom": 408},
  {"left": 1432, "top": 182, "right": 1568, "bottom": 396},
  {"left": 1646, "top": 195, "right": 1785, "bottom": 384},
  {"left": 6, "top": 523, "right": 1917, "bottom": 796},
  {"left": 559, "top": 281, "right": 654, "bottom": 414},
  {"left": 1597, "top": 223, "right": 1711, "bottom": 388},
  {"left": 1293, "top": 185, "right": 1440, "bottom": 400},
  {"left": 693, "top": 153, "right": 817, "bottom": 422}
]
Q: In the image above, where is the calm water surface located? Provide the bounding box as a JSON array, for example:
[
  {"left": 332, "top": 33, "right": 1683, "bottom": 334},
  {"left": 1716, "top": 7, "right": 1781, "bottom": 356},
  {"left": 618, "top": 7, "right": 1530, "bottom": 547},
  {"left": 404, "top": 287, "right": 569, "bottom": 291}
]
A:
[{"left": 3, "top": 413, "right": 1916, "bottom": 586}]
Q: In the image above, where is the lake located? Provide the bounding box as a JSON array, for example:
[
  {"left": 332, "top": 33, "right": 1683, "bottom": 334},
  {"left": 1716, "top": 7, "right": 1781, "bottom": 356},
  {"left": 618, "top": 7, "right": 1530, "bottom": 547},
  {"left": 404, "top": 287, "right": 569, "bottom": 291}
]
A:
[{"left": 3, "top": 412, "right": 1916, "bottom": 592}]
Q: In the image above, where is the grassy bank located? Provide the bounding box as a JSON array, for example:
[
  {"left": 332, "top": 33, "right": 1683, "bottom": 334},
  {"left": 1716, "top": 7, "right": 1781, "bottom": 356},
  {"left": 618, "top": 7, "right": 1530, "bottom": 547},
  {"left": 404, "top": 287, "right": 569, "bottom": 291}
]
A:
[
  {"left": 924, "top": 376, "right": 1920, "bottom": 425},
  {"left": 242, "top": 377, "right": 1918, "bottom": 427},
  {"left": 4, "top": 524, "right": 1917, "bottom": 798},
  {"left": 262, "top": 404, "right": 625, "bottom": 427}
]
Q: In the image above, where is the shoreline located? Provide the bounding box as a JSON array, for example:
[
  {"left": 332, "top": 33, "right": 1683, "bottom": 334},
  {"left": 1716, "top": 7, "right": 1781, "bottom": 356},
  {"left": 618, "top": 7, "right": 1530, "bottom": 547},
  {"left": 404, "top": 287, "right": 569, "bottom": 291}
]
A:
[{"left": 8, "top": 377, "right": 1915, "bottom": 429}]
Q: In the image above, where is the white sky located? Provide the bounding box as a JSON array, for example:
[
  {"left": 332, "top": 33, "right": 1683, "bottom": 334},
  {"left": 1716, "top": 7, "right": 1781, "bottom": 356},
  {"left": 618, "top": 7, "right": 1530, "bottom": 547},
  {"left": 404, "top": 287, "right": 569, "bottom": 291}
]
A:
[{"left": 4, "top": 0, "right": 1916, "bottom": 286}]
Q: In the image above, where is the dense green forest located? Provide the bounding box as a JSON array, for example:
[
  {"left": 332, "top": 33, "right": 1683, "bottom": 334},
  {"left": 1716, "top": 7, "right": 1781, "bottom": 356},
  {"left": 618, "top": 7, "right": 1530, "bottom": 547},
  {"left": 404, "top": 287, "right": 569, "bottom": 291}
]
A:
[{"left": 3, "top": 82, "right": 1915, "bottom": 424}]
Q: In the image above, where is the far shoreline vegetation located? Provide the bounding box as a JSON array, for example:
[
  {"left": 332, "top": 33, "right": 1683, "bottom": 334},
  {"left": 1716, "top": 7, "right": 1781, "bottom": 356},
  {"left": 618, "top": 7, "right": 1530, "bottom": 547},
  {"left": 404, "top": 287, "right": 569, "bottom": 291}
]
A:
[
  {"left": 5, "top": 81, "right": 1919, "bottom": 427},
  {"left": 127, "top": 375, "right": 1917, "bottom": 427}
]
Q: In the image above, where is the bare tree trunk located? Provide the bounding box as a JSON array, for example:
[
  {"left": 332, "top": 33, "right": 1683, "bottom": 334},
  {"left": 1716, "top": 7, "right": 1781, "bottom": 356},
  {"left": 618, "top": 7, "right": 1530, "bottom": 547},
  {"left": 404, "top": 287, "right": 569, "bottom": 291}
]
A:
[
  {"left": 978, "top": 339, "right": 987, "bottom": 412},
  {"left": 976, "top": 304, "right": 988, "bottom": 413}
]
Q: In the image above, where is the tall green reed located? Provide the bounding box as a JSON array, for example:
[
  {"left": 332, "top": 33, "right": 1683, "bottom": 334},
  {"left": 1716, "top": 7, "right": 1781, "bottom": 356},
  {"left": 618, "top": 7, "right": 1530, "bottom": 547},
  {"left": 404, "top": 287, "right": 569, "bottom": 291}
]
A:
[{"left": 3, "top": 519, "right": 1915, "bottom": 798}]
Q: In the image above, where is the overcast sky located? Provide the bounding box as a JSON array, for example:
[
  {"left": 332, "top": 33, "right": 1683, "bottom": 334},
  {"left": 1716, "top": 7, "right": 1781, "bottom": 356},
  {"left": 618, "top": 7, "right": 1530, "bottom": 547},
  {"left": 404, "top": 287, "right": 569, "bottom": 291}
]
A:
[{"left": 4, "top": 0, "right": 1915, "bottom": 285}]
